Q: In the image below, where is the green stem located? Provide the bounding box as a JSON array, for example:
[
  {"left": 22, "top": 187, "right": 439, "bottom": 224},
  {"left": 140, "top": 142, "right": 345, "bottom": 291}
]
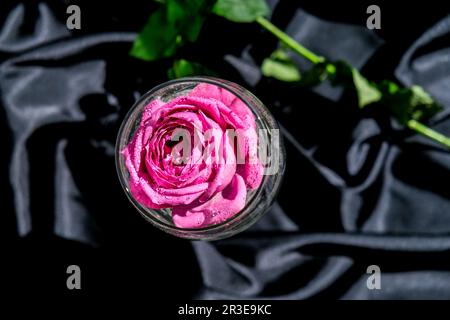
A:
[
  {"left": 407, "top": 119, "right": 450, "bottom": 148},
  {"left": 255, "top": 16, "right": 325, "bottom": 64},
  {"left": 256, "top": 16, "right": 450, "bottom": 150}
]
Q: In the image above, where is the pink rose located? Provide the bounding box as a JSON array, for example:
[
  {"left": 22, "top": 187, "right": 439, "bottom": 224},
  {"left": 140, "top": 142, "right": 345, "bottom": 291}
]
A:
[{"left": 122, "top": 83, "right": 263, "bottom": 229}]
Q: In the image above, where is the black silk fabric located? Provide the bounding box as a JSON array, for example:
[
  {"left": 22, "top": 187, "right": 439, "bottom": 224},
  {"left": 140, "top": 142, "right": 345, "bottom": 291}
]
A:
[{"left": 2, "top": 1, "right": 450, "bottom": 298}]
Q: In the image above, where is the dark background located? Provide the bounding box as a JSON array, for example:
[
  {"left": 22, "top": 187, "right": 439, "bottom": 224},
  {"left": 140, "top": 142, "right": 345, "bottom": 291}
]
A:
[{"left": 2, "top": 0, "right": 450, "bottom": 298}]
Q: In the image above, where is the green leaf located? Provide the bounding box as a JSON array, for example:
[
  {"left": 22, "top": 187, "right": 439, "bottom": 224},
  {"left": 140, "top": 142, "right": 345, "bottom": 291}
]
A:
[
  {"left": 328, "top": 61, "right": 381, "bottom": 108},
  {"left": 130, "top": 0, "right": 213, "bottom": 61},
  {"left": 167, "top": 0, "right": 212, "bottom": 42},
  {"left": 409, "top": 85, "right": 441, "bottom": 120},
  {"left": 261, "top": 59, "right": 301, "bottom": 82},
  {"left": 351, "top": 68, "right": 382, "bottom": 108},
  {"left": 167, "top": 59, "right": 216, "bottom": 79},
  {"left": 297, "top": 62, "right": 330, "bottom": 86},
  {"left": 130, "top": 7, "right": 181, "bottom": 61},
  {"left": 378, "top": 79, "right": 399, "bottom": 94},
  {"left": 261, "top": 49, "right": 301, "bottom": 82},
  {"left": 212, "top": 0, "right": 270, "bottom": 23},
  {"left": 377, "top": 82, "right": 442, "bottom": 124}
]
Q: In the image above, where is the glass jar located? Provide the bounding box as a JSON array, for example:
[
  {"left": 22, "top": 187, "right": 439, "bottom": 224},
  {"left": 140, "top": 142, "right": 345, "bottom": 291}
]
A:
[{"left": 116, "top": 77, "right": 285, "bottom": 240}]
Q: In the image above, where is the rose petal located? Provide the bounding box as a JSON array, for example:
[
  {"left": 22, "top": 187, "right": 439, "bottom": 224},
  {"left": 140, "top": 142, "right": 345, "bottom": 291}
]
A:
[
  {"left": 172, "top": 174, "right": 247, "bottom": 228},
  {"left": 189, "top": 83, "right": 222, "bottom": 101},
  {"left": 156, "top": 182, "right": 209, "bottom": 197},
  {"left": 122, "top": 126, "right": 145, "bottom": 176},
  {"left": 124, "top": 148, "right": 165, "bottom": 209},
  {"left": 172, "top": 211, "right": 205, "bottom": 229},
  {"left": 142, "top": 99, "right": 164, "bottom": 124},
  {"left": 129, "top": 179, "right": 164, "bottom": 209},
  {"left": 200, "top": 130, "right": 236, "bottom": 201},
  {"left": 168, "top": 111, "right": 205, "bottom": 131},
  {"left": 124, "top": 135, "right": 209, "bottom": 208},
  {"left": 235, "top": 127, "right": 263, "bottom": 189},
  {"left": 150, "top": 96, "right": 224, "bottom": 128},
  {"left": 236, "top": 161, "right": 263, "bottom": 190},
  {"left": 189, "top": 83, "right": 256, "bottom": 128},
  {"left": 140, "top": 177, "right": 208, "bottom": 206},
  {"left": 216, "top": 102, "right": 247, "bottom": 129}
]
